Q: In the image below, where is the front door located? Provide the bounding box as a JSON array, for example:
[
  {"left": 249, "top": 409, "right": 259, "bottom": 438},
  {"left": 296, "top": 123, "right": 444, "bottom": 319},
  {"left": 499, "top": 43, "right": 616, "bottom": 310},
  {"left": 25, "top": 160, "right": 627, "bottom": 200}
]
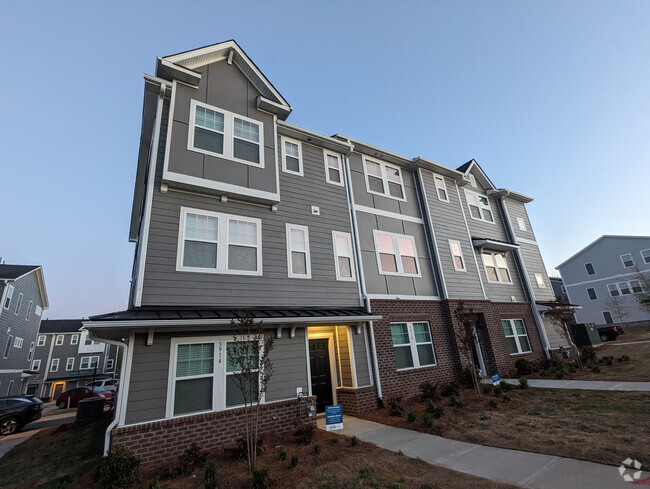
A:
[
  {"left": 309, "top": 339, "right": 333, "bottom": 412},
  {"left": 51, "top": 382, "right": 65, "bottom": 400}
]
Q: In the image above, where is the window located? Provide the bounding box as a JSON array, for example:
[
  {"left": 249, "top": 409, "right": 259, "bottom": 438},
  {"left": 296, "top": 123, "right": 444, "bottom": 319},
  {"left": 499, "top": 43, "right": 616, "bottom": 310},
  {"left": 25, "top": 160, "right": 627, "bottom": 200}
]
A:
[
  {"left": 66, "top": 358, "right": 75, "bottom": 371},
  {"left": 390, "top": 322, "right": 436, "bottom": 370},
  {"left": 448, "top": 240, "right": 466, "bottom": 271},
  {"left": 37, "top": 335, "right": 46, "bottom": 347},
  {"left": 465, "top": 190, "right": 494, "bottom": 223},
  {"left": 609, "top": 282, "right": 637, "bottom": 296},
  {"left": 620, "top": 253, "right": 634, "bottom": 268},
  {"left": 225, "top": 341, "right": 259, "bottom": 407},
  {"left": 56, "top": 335, "right": 64, "bottom": 346},
  {"left": 433, "top": 174, "right": 449, "bottom": 202},
  {"left": 561, "top": 285, "right": 566, "bottom": 293},
  {"left": 587, "top": 288, "right": 597, "bottom": 300},
  {"left": 482, "top": 251, "right": 512, "bottom": 283},
  {"left": 32, "top": 359, "right": 41, "bottom": 371},
  {"left": 14, "top": 293, "right": 23, "bottom": 315},
  {"left": 585, "top": 262, "right": 595, "bottom": 275},
  {"left": 71, "top": 334, "right": 79, "bottom": 345},
  {"left": 324, "top": 151, "right": 343, "bottom": 185},
  {"left": 177, "top": 208, "right": 262, "bottom": 276},
  {"left": 607, "top": 284, "right": 620, "bottom": 296},
  {"left": 84, "top": 334, "right": 93, "bottom": 346},
  {"left": 25, "top": 300, "right": 33, "bottom": 320},
  {"left": 286, "top": 224, "right": 311, "bottom": 279},
  {"left": 630, "top": 280, "right": 643, "bottom": 294},
  {"left": 641, "top": 249, "right": 650, "bottom": 264},
  {"left": 34, "top": 305, "right": 42, "bottom": 317},
  {"left": 281, "top": 137, "right": 303, "bottom": 175},
  {"left": 363, "top": 157, "right": 405, "bottom": 200},
  {"left": 50, "top": 358, "right": 59, "bottom": 372},
  {"left": 501, "top": 319, "right": 532, "bottom": 355},
  {"left": 3, "top": 284, "right": 14, "bottom": 310},
  {"left": 517, "top": 217, "right": 527, "bottom": 231},
  {"left": 618, "top": 282, "right": 631, "bottom": 295},
  {"left": 27, "top": 342, "right": 34, "bottom": 361},
  {"left": 106, "top": 359, "right": 114, "bottom": 370},
  {"left": 14, "top": 337, "right": 23, "bottom": 348},
  {"left": 534, "top": 273, "right": 546, "bottom": 288},
  {"left": 3, "top": 336, "right": 12, "bottom": 358},
  {"left": 602, "top": 311, "right": 614, "bottom": 324},
  {"left": 188, "top": 100, "right": 264, "bottom": 166},
  {"left": 332, "top": 231, "right": 355, "bottom": 281},
  {"left": 80, "top": 356, "right": 99, "bottom": 369},
  {"left": 374, "top": 231, "right": 420, "bottom": 277}
]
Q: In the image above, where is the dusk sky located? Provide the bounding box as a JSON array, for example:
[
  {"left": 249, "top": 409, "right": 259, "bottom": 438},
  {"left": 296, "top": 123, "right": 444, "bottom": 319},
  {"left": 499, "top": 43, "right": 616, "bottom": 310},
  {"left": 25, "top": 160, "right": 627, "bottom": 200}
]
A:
[{"left": 1, "top": 2, "right": 648, "bottom": 319}]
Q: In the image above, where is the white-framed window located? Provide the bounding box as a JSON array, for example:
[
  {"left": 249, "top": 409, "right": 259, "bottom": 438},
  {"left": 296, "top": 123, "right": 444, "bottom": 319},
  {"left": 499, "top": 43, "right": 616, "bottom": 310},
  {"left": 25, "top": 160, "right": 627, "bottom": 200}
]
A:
[
  {"left": 332, "top": 231, "right": 355, "bottom": 281},
  {"left": 14, "top": 293, "right": 23, "bottom": 315},
  {"left": 281, "top": 136, "right": 303, "bottom": 176},
  {"left": 50, "top": 358, "right": 59, "bottom": 372},
  {"left": 448, "top": 240, "right": 466, "bottom": 271},
  {"left": 71, "top": 334, "right": 79, "bottom": 345},
  {"left": 80, "top": 356, "right": 99, "bottom": 370},
  {"left": 3, "top": 336, "right": 12, "bottom": 358},
  {"left": 286, "top": 224, "right": 311, "bottom": 279},
  {"left": 433, "top": 174, "right": 449, "bottom": 202},
  {"left": 585, "top": 262, "right": 595, "bottom": 275},
  {"left": 66, "top": 358, "right": 75, "bottom": 371},
  {"left": 85, "top": 334, "right": 93, "bottom": 345},
  {"left": 608, "top": 281, "right": 638, "bottom": 296},
  {"left": 374, "top": 231, "right": 421, "bottom": 277},
  {"left": 27, "top": 342, "right": 35, "bottom": 361},
  {"left": 34, "top": 305, "right": 42, "bottom": 317},
  {"left": 363, "top": 157, "right": 406, "bottom": 200},
  {"left": 25, "top": 300, "right": 33, "bottom": 320},
  {"left": 620, "top": 253, "right": 634, "bottom": 268},
  {"left": 465, "top": 189, "right": 494, "bottom": 223},
  {"left": 516, "top": 217, "right": 527, "bottom": 231},
  {"left": 106, "top": 359, "right": 114, "bottom": 370},
  {"left": 32, "top": 359, "right": 41, "bottom": 371},
  {"left": 482, "top": 251, "right": 512, "bottom": 284},
  {"left": 390, "top": 322, "right": 436, "bottom": 370},
  {"left": 187, "top": 100, "right": 264, "bottom": 166},
  {"left": 587, "top": 287, "right": 597, "bottom": 300},
  {"left": 641, "top": 249, "right": 650, "bottom": 264},
  {"left": 3, "top": 284, "right": 14, "bottom": 310},
  {"left": 37, "top": 335, "right": 46, "bottom": 347},
  {"left": 55, "top": 335, "right": 64, "bottom": 346},
  {"left": 324, "top": 150, "right": 344, "bottom": 186},
  {"left": 501, "top": 319, "right": 532, "bottom": 355},
  {"left": 630, "top": 280, "right": 643, "bottom": 294},
  {"left": 618, "top": 282, "right": 632, "bottom": 295},
  {"left": 534, "top": 273, "right": 546, "bottom": 288},
  {"left": 602, "top": 311, "right": 614, "bottom": 324},
  {"left": 607, "top": 284, "right": 619, "bottom": 297},
  {"left": 14, "top": 337, "right": 23, "bottom": 348},
  {"left": 177, "top": 207, "right": 262, "bottom": 276}
]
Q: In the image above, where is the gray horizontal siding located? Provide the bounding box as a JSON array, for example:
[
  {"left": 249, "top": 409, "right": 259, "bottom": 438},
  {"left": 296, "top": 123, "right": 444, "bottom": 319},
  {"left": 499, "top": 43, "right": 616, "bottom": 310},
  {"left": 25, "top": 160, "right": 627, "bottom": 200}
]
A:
[{"left": 266, "top": 328, "right": 309, "bottom": 402}]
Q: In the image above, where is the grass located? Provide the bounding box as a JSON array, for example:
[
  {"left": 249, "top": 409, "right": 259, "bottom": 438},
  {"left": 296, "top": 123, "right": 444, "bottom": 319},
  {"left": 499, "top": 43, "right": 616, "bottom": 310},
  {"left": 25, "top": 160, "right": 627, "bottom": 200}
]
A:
[{"left": 361, "top": 388, "right": 650, "bottom": 467}]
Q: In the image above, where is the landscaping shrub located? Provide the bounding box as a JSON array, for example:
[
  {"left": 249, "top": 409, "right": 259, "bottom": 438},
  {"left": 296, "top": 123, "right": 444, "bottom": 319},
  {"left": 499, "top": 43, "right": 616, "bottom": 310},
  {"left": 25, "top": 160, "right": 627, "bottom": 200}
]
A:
[
  {"left": 174, "top": 442, "right": 207, "bottom": 476},
  {"left": 425, "top": 399, "right": 444, "bottom": 419},
  {"left": 502, "top": 394, "right": 511, "bottom": 402},
  {"left": 99, "top": 445, "right": 140, "bottom": 489},
  {"left": 203, "top": 461, "right": 221, "bottom": 489},
  {"left": 493, "top": 386, "right": 502, "bottom": 397},
  {"left": 330, "top": 437, "right": 339, "bottom": 444},
  {"left": 448, "top": 395, "right": 463, "bottom": 408},
  {"left": 500, "top": 381, "right": 512, "bottom": 392},
  {"left": 148, "top": 477, "right": 164, "bottom": 489},
  {"left": 591, "top": 364, "right": 600, "bottom": 373},
  {"left": 461, "top": 367, "right": 474, "bottom": 388},
  {"left": 360, "top": 468, "right": 372, "bottom": 479},
  {"left": 441, "top": 383, "right": 460, "bottom": 397},
  {"left": 278, "top": 450, "right": 287, "bottom": 461},
  {"left": 422, "top": 412, "right": 434, "bottom": 428},
  {"left": 568, "top": 364, "right": 577, "bottom": 373},
  {"left": 419, "top": 381, "right": 439, "bottom": 401},
  {"left": 519, "top": 378, "right": 529, "bottom": 389},
  {"left": 514, "top": 358, "right": 533, "bottom": 375},
  {"left": 350, "top": 436, "right": 359, "bottom": 447},
  {"left": 622, "top": 354, "right": 630, "bottom": 361},
  {"left": 539, "top": 369, "right": 550, "bottom": 377},
  {"left": 313, "top": 445, "right": 321, "bottom": 456},
  {"left": 617, "top": 357, "right": 623, "bottom": 363},
  {"left": 385, "top": 396, "right": 405, "bottom": 417},
  {"left": 55, "top": 476, "right": 73, "bottom": 489},
  {"left": 407, "top": 411, "right": 416, "bottom": 423},
  {"left": 293, "top": 422, "right": 315, "bottom": 445},
  {"left": 290, "top": 456, "right": 299, "bottom": 468},
  {"left": 481, "top": 383, "right": 493, "bottom": 395},
  {"left": 580, "top": 346, "right": 597, "bottom": 364},
  {"left": 251, "top": 468, "right": 269, "bottom": 489},
  {"left": 555, "top": 368, "right": 565, "bottom": 379},
  {"left": 488, "top": 399, "right": 499, "bottom": 409},
  {"left": 605, "top": 357, "right": 613, "bottom": 366}
]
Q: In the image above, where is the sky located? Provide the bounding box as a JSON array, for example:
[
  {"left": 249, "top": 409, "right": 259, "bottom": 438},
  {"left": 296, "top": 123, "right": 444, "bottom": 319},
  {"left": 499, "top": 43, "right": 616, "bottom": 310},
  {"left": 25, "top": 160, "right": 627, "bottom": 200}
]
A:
[{"left": 1, "top": 1, "right": 648, "bottom": 319}]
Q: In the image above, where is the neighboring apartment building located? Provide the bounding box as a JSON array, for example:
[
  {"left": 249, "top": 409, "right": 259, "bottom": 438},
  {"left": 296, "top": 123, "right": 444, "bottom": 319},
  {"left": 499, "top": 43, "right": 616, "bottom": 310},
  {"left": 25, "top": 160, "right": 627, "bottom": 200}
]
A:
[
  {"left": 26, "top": 319, "right": 119, "bottom": 400},
  {"left": 549, "top": 277, "right": 569, "bottom": 303},
  {"left": 557, "top": 235, "right": 650, "bottom": 326},
  {"left": 0, "top": 265, "right": 49, "bottom": 396},
  {"left": 84, "top": 41, "right": 561, "bottom": 465}
]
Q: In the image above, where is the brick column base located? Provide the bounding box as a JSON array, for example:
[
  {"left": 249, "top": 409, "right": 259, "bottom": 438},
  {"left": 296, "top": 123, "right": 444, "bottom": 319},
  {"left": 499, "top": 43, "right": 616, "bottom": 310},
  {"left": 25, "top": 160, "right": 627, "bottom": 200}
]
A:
[{"left": 336, "top": 386, "right": 380, "bottom": 416}]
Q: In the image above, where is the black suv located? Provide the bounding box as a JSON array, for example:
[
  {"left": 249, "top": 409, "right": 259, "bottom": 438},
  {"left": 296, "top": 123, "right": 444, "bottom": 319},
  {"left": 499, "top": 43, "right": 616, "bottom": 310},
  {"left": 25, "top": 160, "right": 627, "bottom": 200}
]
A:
[
  {"left": 0, "top": 395, "right": 44, "bottom": 435},
  {"left": 597, "top": 325, "right": 624, "bottom": 342}
]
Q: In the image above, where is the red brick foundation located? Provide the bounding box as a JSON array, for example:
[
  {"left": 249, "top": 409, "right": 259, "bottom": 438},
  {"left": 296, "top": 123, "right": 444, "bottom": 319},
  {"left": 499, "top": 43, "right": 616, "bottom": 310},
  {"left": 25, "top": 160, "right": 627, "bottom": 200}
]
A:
[
  {"left": 336, "top": 386, "right": 380, "bottom": 416},
  {"left": 111, "top": 397, "right": 315, "bottom": 467}
]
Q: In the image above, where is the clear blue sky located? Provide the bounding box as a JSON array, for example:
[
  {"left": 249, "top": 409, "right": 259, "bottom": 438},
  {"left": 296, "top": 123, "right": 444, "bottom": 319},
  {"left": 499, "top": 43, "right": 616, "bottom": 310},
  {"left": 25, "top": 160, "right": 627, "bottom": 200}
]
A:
[{"left": 1, "top": 2, "right": 648, "bottom": 318}]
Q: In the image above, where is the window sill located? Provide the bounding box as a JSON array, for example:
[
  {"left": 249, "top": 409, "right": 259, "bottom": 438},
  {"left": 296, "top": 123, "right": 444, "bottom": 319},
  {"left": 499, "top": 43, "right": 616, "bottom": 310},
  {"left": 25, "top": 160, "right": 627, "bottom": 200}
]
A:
[
  {"left": 396, "top": 364, "right": 437, "bottom": 372},
  {"left": 176, "top": 265, "right": 263, "bottom": 277},
  {"left": 378, "top": 271, "right": 422, "bottom": 279},
  {"left": 187, "top": 145, "right": 265, "bottom": 169},
  {"left": 365, "top": 188, "right": 407, "bottom": 203},
  {"left": 508, "top": 351, "right": 533, "bottom": 356},
  {"left": 485, "top": 280, "right": 514, "bottom": 285}
]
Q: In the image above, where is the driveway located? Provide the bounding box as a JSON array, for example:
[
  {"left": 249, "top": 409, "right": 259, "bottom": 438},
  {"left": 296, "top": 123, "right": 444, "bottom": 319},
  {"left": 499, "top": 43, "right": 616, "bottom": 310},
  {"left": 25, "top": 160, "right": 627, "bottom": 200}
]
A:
[{"left": 0, "top": 411, "right": 76, "bottom": 459}]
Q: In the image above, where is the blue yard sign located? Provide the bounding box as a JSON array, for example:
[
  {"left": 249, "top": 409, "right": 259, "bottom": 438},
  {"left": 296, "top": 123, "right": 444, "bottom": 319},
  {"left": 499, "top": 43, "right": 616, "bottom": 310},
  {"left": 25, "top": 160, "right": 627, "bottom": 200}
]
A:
[
  {"left": 325, "top": 405, "right": 343, "bottom": 431},
  {"left": 491, "top": 374, "right": 501, "bottom": 386}
]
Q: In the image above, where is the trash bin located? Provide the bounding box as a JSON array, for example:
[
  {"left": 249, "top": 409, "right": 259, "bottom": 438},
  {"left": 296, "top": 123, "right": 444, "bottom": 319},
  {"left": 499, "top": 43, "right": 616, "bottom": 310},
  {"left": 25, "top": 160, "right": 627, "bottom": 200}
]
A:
[{"left": 76, "top": 397, "right": 105, "bottom": 422}]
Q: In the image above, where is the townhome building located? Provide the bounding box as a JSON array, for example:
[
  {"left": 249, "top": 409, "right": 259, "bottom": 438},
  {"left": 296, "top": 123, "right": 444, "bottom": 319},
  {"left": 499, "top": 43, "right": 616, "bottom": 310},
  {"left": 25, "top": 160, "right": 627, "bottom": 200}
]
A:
[
  {"left": 84, "top": 41, "right": 562, "bottom": 465},
  {"left": 556, "top": 235, "right": 650, "bottom": 327},
  {"left": 0, "top": 265, "right": 49, "bottom": 396},
  {"left": 27, "top": 319, "right": 119, "bottom": 400}
]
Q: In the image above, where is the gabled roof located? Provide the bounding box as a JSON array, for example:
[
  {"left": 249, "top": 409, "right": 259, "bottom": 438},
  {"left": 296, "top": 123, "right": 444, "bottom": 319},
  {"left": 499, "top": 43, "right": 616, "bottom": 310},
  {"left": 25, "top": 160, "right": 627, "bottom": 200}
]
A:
[
  {"left": 456, "top": 159, "right": 497, "bottom": 190},
  {"left": 0, "top": 265, "right": 49, "bottom": 309},
  {"left": 556, "top": 235, "right": 650, "bottom": 270},
  {"left": 39, "top": 319, "right": 84, "bottom": 334}
]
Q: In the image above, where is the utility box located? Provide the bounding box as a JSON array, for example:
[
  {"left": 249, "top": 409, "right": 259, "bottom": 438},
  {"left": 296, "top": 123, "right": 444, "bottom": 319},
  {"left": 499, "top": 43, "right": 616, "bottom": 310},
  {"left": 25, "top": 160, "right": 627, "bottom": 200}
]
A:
[
  {"left": 76, "top": 397, "right": 105, "bottom": 422},
  {"left": 569, "top": 323, "right": 602, "bottom": 347}
]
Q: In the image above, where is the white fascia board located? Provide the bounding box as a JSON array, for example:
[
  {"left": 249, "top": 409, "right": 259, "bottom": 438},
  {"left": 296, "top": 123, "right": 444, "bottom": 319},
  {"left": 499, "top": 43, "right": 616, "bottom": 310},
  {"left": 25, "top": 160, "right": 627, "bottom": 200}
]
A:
[{"left": 277, "top": 121, "right": 353, "bottom": 155}]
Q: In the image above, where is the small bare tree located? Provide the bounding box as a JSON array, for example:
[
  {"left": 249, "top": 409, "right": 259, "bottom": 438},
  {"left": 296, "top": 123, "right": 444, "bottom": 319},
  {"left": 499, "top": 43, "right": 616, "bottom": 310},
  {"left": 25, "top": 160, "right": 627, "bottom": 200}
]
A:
[
  {"left": 605, "top": 295, "right": 629, "bottom": 324},
  {"left": 543, "top": 298, "right": 581, "bottom": 366},
  {"left": 229, "top": 315, "right": 274, "bottom": 472},
  {"left": 453, "top": 302, "right": 482, "bottom": 398},
  {"left": 632, "top": 269, "right": 650, "bottom": 312}
]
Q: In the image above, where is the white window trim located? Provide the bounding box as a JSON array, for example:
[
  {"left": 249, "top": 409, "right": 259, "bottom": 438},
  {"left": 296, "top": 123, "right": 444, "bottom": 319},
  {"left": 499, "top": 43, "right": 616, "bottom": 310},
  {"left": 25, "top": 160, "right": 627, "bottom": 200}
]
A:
[
  {"left": 32, "top": 359, "right": 41, "bottom": 371},
  {"left": 106, "top": 359, "right": 114, "bottom": 370},
  {"left": 464, "top": 189, "right": 495, "bottom": 223},
  {"left": 176, "top": 207, "right": 263, "bottom": 276},
  {"left": 187, "top": 99, "right": 265, "bottom": 168},
  {"left": 586, "top": 287, "right": 597, "bottom": 300},
  {"left": 448, "top": 239, "right": 466, "bottom": 272},
  {"left": 34, "top": 305, "right": 42, "bottom": 317},
  {"left": 390, "top": 321, "right": 437, "bottom": 371},
  {"left": 3, "top": 284, "right": 14, "bottom": 310},
  {"left": 433, "top": 174, "right": 449, "bottom": 203},
  {"left": 37, "top": 335, "right": 46, "bottom": 347},
  {"left": 534, "top": 273, "right": 546, "bottom": 288},
  {"left": 362, "top": 156, "right": 406, "bottom": 202},
  {"left": 323, "top": 150, "right": 344, "bottom": 186},
  {"left": 50, "top": 358, "right": 59, "bottom": 373},
  {"left": 516, "top": 217, "right": 527, "bottom": 231},
  {"left": 55, "top": 335, "right": 64, "bottom": 346},
  {"left": 66, "top": 357, "right": 75, "bottom": 371},
  {"left": 25, "top": 300, "right": 33, "bottom": 320},
  {"left": 280, "top": 136, "right": 303, "bottom": 176},
  {"left": 332, "top": 231, "right": 356, "bottom": 281},
  {"left": 14, "top": 292, "right": 23, "bottom": 315},
  {"left": 71, "top": 334, "right": 79, "bottom": 345},
  {"left": 27, "top": 341, "right": 34, "bottom": 361},
  {"left": 80, "top": 356, "right": 100, "bottom": 370},
  {"left": 14, "top": 337, "right": 23, "bottom": 348},
  {"left": 641, "top": 249, "right": 650, "bottom": 264},
  {"left": 481, "top": 251, "right": 513, "bottom": 284},
  {"left": 608, "top": 281, "right": 638, "bottom": 297},
  {"left": 502, "top": 319, "right": 532, "bottom": 355},
  {"left": 620, "top": 253, "right": 634, "bottom": 268},
  {"left": 468, "top": 173, "right": 477, "bottom": 188},
  {"left": 286, "top": 223, "right": 312, "bottom": 279},
  {"left": 373, "top": 230, "right": 422, "bottom": 278},
  {"left": 585, "top": 262, "right": 595, "bottom": 275}
]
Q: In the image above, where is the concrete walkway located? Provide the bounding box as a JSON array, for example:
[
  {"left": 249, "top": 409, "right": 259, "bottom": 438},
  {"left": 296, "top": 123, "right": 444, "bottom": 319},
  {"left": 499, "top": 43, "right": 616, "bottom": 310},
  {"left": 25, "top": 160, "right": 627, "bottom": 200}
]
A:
[
  {"left": 503, "top": 378, "right": 650, "bottom": 391},
  {"left": 605, "top": 339, "right": 650, "bottom": 346},
  {"left": 317, "top": 416, "right": 644, "bottom": 488}
]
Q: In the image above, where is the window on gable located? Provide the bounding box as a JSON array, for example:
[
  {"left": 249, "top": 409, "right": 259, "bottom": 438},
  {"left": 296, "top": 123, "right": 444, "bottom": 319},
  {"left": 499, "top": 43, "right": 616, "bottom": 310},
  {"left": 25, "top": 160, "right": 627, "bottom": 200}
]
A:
[
  {"left": 620, "top": 253, "right": 634, "bottom": 268},
  {"left": 585, "top": 263, "right": 595, "bottom": 275},
  {"left": 193, "top": 104, "right": 224, "bottom": 154},
  {"left": 449, "top": 240, "right": 466, "bottom": 271},
  {"left": 433, "top": 175, "right": 449, "bottom": 202},
  {"left": 465, "top": 190, "right": 494, "bottom": 223},
  {"left": 324, "top": 151, "right": 343, "bottom": 185},
  {"left": 14, "top": 293, "right": 23, "bottom": 315},
  {"left": 641, "top": 249, "right": 650, "bottom": 264},
  {"left": 517, "top": 217, "right": 527, "bottom": 231},
  {"left": 375, "top": 231, "right": 420, "bottom": 277},
  {"left": 178, "top": 208, "right": 262, "bottom": 275},
  {"left": 84, "top": 334, "right": 93, "bottom": 346},
  {"left": 502, "top": 319, "right": 532, "bottom": 354},
  {"left": 535, "top": 273, "right": 546, "bottom": 288},
  {"left": 363, "top": 158, "right": 405, "bottom": 200},
  {"left": 34, "top": 305, "right": 42, "bottom": 317},
  {"left": 37, "top": 335, "right": 46, "bottom": 347},
  {"left": 587, "top": 288, "right": 597, "bottom": 300},
  {"left": 233, "top": 118, "right": 261, "bottom": 164},
  {"left": 25, "top": 300, "right": 33, "bottom": 320},
  {"left": 602, "top": 311, "right": 613, "bottom": 324},
  {"left": 390, "top": 322, "right": 436, "bottom": 370},
  {"left": 286, "top": 224, "right": 311, "bottom": 278},
  {"left": 3, "top": 284, "right": 14, "bottom": 310},
  {"left": 281, "top": 137, "right": 303, "bottom": 175},
  {"left": 332, "top": 231, "right": 355, "bottom": 281},
  {"left": 482, "top": 251, "right": 512, "bottom": 283}
]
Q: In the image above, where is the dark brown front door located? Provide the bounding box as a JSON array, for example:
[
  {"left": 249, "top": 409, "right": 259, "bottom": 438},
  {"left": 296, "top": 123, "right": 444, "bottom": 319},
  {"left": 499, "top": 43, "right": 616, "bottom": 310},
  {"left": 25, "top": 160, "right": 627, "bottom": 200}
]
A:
[{"left": 309, "top": 339, "right": 333, "bottom": 412}]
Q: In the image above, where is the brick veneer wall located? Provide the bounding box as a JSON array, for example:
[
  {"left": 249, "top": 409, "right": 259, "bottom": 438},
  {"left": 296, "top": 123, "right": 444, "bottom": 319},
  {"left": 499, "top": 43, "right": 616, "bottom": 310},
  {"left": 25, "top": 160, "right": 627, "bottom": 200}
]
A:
[
  {"left": 111, "top": 397, "right": 315, "bottom": 466},
  {"left": 336, "top": 386, "right": 380, "bottom": 416}
]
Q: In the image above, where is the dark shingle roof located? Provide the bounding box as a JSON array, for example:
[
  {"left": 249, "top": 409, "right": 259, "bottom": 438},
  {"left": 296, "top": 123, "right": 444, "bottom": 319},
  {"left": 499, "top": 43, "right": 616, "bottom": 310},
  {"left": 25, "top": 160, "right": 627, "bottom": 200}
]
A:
[
  {"left": 39, "top": 319, "right": 85, "bottom": 334},
  {"left": 456, "top": 160, "right": 474, "bottom": 172},
  {"left": 0, "top": 265, "right": 40, "bottom": 280}
]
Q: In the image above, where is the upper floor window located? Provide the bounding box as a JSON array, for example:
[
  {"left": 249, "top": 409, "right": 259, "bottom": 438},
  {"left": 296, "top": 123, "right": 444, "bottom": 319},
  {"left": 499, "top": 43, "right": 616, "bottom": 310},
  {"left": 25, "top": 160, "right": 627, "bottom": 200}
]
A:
[
  {"left": 641, "top": 249, "right": 650, "bottom": 264},
  {"left": 363, "top": 157, "right": 405, "bottom": 200},
  {"left": 433, "top": 175, "right": 449, "bottom": 202},
  {"left": 281, "top": 137, "right": 303, "bottom": 176},
  {"left": 14, "top": 293, "right": 23, "bottom": 315},
  {"left": 188, "top": 100, "right": 264, "bottom": 166},
  {"left": 516, "top": 217, "right": 527, "bottom": 231},
  {"left": 602, "top": 311, "right": 613, "bottom": 324},
  {"left": 50, "top": 358, "right": 59, "bottom": 372},
  {"left": 587, "top": 287, "right": 597, "bottom": 300},
  {"left": 286, "top": 224, "right": 311, "bottom": 279},
  {"left": 106, "top": 359, "right": 115, "bottom": 370},
  {"left": 465, "top": 190, "right": 494, "bottom": 223},
  {"left": 56, "top": 335, "right": 64, "bottom": 346},
  {"left": 620, "top": 253, "right": 634, "bottom": 268},
  {"left": 374, "top": 231, "right": 420, "bottom": 277},
  {"left": 482, "top": 251, "right": 512, "bottom": 284},
  {"left": 390, "top": 322, "right": 436, "bottom": 370},
  {"left": 629, "top": 280, "right": 643, "bottom": 293},
  {"left": 332, "top": 231, "right": 355, "bottom": 281},
  {"left": 27, "top": 342, "right": 34, "bottom": 361},
  {"left": 32, "top": 359, "right": 41, "bottom": 371},
  {"left": 468, "top": 174, "right": 477, "bottom": 188},
  {"left": 14, "top": 337, "right": 23, "bottom": 348},
  {"left": 37, "top": 335, "right": 46, "bottom": 347},
  {"left": 609, "top": 281, "right": 643, "bottom": 296},
  {"left": 25, "top": 300, "right": 33, "bottom": 320},
  {"left": 448, "top": 240, "right": 466, "bottom": 271},
  {"left": 80, "top": 356, "right": 99, "bottom": 370},
  {"left": 66, "top": 358, "right": 75, "bottom": 371},
  {"left": 34, "top": 305, "right": 42, "bottom": 317},
  {"left": 3, "top": 284, "right": 14, "bottom": 310},
  {"left": 501, "top": 319, "right": 532, "bottom": 355},
  {"left": 71, "top": 334, "right": 79, "bottom": 345},
  {"left": 324, "top": 151, "right": 343, "bottom": 186},
  {"left": 584, "top": 262, "right": 595, "bottom": 275},
  {"left": 177, "top": 208, "right": 262, "bottom": 276},
  {"left": 534, "top": 273, "right": 546, "bottom": 288}
]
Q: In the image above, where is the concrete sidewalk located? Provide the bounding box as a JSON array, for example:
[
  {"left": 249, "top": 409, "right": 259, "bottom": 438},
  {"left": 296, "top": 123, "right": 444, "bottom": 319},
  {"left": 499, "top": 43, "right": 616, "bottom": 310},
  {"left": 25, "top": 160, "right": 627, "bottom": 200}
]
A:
[
  {"left": 317, "top": 416, "right": 644, "bottom": 489},
  {"left": 503, "top": 378, "right": 650, "bottom": 391}
]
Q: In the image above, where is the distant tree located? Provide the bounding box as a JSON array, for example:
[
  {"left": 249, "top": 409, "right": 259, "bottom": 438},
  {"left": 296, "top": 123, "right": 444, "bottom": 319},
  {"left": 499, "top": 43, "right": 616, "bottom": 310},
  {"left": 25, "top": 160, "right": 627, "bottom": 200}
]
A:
[
  {"left": 605, "top": 294, "right": 630, "bottom": 324},
  {"left": 632, "top": 269, "right": 650, "bottom": 312},
  {"left": 453, "top": 302, "right": 482, "bottom": 398}
]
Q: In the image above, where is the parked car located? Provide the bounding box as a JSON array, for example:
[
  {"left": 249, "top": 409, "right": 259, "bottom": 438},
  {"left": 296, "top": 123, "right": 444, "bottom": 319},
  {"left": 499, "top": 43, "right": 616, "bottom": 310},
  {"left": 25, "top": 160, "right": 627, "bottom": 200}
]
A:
[
  {"left": 85, "top": 379, "right": 119, "bottom": 392},
  {"left": 0, "top": 395, "right": 43, "bottom": 435},
  {"left": 56, "top": 387, "right": 114, "bottom": 409},
  {"left": 597, "top": 325, "right": 624, "bottom": 342}
]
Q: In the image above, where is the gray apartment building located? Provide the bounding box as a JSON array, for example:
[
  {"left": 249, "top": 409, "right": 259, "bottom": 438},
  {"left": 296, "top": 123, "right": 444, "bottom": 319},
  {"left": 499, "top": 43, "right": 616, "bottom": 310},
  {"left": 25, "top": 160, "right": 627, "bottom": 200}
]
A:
[
  {"left": 84, "top": 41, "right": 563, "bottom": 464},
  {"left": 27, "top": 319, "right": 119, "bottom": 400},
  {"left": 557, "top": 235, "right": 650, "bottom": 326},
  {"left": 0, "top": 265, "right": 49, "bottom": 396}
]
